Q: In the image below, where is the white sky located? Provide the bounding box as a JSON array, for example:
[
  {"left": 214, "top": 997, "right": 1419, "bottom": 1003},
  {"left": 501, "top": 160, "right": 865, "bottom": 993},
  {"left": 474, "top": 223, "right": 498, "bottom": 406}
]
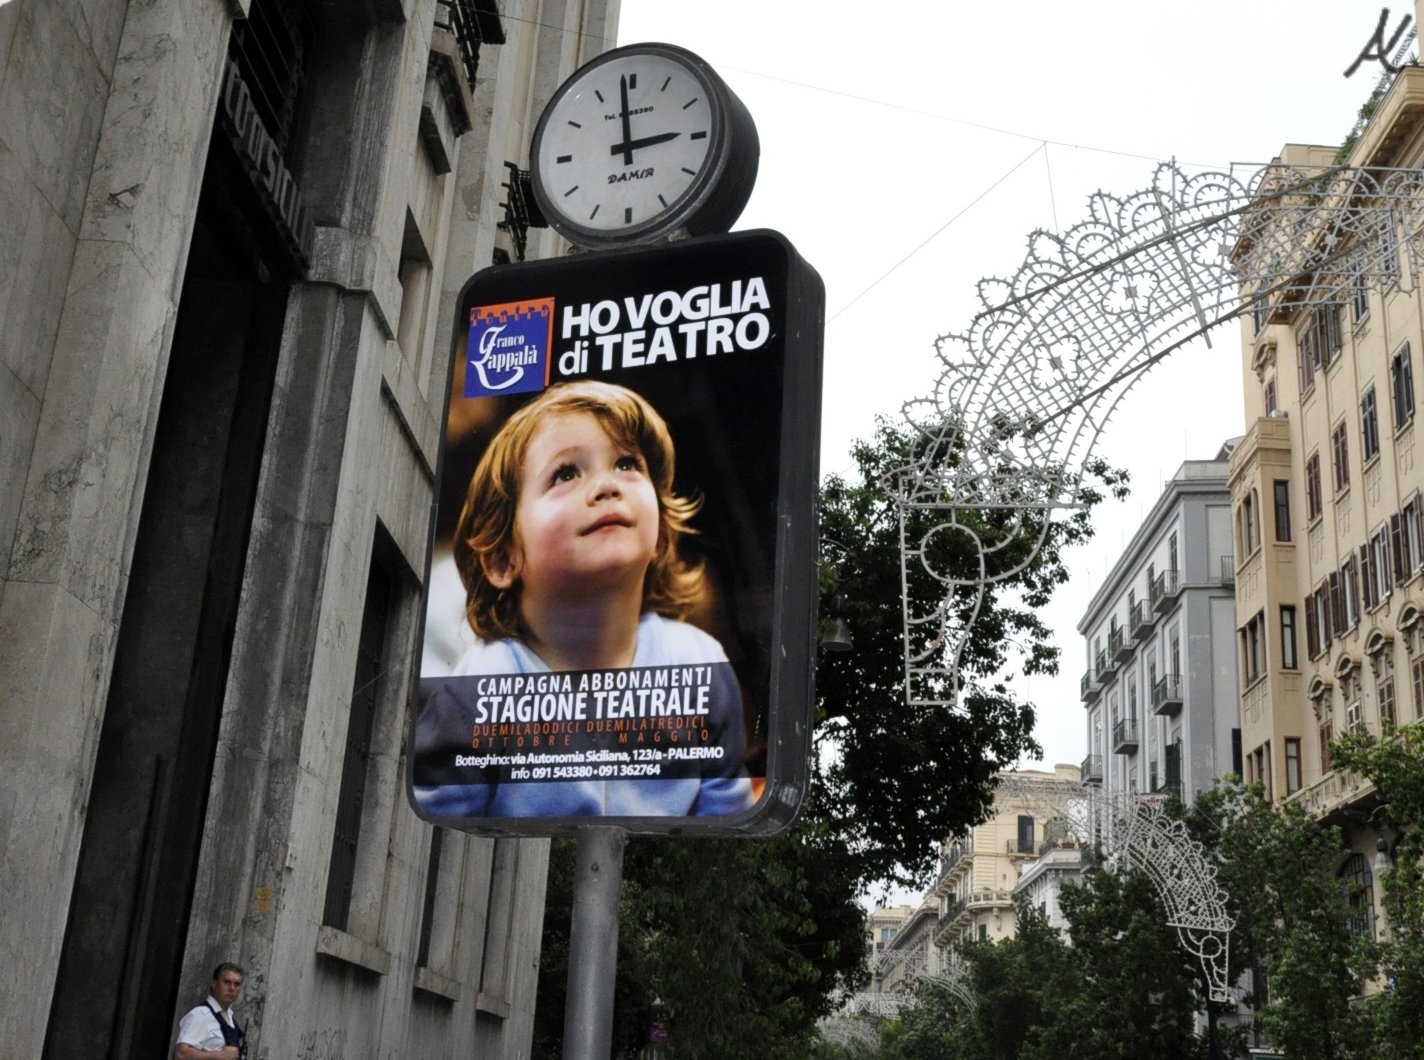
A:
[{"left": 615, "top": 3, "right": 1395, "bottom": 780}]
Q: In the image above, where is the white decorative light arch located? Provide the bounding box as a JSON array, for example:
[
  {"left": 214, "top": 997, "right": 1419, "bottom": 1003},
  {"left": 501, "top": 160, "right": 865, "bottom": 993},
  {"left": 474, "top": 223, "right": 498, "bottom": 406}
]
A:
[{"left": 892, "top": 161, "right": 1424, "bottom": 707}]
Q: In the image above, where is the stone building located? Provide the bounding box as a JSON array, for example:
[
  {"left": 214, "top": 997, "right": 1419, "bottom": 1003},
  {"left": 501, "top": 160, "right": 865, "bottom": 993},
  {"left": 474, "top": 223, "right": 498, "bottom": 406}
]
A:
[
  {"left": 930, "top": 764, "right": 1081, "bottom": 948},
  {"left": 1227, "top": 58, "right": 1424, "bottom": 935},
  {"left": 1077, "top": 447, "right": 1243, "bottom": 806},
  {"left": 0, "top": 1, "right": 618, "bottom": 1058}
]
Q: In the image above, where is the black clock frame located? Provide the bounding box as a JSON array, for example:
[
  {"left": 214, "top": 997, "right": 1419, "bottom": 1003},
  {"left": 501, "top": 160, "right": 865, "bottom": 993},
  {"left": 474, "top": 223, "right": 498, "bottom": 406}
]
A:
[{"left": 529, "top": 42, "right": 760, "bottom": 249}]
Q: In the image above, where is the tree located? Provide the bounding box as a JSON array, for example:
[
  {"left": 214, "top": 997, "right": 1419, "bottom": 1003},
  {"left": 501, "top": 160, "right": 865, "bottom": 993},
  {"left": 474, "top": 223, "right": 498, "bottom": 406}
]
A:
[
  {"left": 816, "top": 418, "right": 1127, "bottom": 888},
  {"left": 1191, "top": 782, "right": 1375, "bottom": 1060},
  {"left": 534, "top": 418, "right": 1123, "bottom": 1055},
  {"left": 1331, "top": 723, "right": 1424, "bottom": 1060}
]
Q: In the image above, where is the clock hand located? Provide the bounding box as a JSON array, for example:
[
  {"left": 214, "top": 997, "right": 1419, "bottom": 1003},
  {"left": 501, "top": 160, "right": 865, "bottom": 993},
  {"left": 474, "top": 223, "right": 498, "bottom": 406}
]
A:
[
  {"left": 618, "top": 75, "right": 634, "bottom": 166},
  {"left": 608, "top": 131, "right": 682, "bottom": 157}
]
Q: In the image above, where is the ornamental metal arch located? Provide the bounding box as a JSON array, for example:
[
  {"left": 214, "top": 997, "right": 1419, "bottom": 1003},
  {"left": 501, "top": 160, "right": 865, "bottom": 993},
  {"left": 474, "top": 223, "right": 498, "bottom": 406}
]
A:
[
  {"left": 995, "top": 775, "right": 1235, "bottom": 1002},
  {"left": 892, "top": 160, "right": 1424, "bottom": 707}
]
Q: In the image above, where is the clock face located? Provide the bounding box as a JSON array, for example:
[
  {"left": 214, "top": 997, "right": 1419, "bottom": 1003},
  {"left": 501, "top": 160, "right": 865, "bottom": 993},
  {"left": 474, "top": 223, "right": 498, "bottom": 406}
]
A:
[{"left": 532, "top": 48, "right": 722, "bottom": 242}]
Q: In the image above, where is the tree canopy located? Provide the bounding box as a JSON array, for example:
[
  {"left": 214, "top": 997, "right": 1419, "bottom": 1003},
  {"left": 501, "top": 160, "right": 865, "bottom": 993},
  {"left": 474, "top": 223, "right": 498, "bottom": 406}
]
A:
[
  {"left": 532, "top": 417, "right": 1126, "bottom": 1057},
  {"left": 815, "top": 418, "right": 1127, "bottom": 888}
]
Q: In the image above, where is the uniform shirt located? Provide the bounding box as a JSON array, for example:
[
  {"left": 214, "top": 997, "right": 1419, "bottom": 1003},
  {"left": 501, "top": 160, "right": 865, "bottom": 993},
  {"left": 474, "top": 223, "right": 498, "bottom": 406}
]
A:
[{"left": 175, "top": 996, "right": 238, "bottom": 1053}]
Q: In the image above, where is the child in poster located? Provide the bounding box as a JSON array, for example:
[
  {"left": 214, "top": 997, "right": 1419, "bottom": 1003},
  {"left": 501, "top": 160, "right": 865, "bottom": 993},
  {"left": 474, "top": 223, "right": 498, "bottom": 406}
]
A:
[{"left": 412, "top": 381, "right": 756, "bottom": 819}]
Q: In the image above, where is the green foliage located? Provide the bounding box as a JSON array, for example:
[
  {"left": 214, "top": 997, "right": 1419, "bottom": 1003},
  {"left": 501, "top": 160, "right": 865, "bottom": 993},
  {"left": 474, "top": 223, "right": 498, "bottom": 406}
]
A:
[
  {"left": 533, "top": 832, "right": 869, "bottom": 1060},
  {"left": 1331, "top": 725, "right": 1424, "bottom": 1060},
  {"left": 1191, "top": 781, "right": 1375, "bottom": 1060},
  {"left": 844, "top": 879, "right": 1208, "bottom": 1060},
  {"left": 816, "top": 418, "right": 1125, "bottom": 888},
  {"left": 535, "top": 418, "right": 1122, "bottom": 1056}
]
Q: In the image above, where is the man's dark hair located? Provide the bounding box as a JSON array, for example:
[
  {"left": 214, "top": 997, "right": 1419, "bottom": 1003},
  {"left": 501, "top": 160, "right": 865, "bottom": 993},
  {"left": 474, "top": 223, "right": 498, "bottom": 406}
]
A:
[{"left": 211, "top": 962, "right": 244, "bottom": 982}]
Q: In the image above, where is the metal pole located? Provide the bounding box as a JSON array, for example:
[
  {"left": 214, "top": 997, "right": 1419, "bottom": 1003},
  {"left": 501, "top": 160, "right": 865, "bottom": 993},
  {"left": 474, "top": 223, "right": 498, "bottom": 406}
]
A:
[{"left": 562, "top": 826, "right": 626, "bottom": 1060}]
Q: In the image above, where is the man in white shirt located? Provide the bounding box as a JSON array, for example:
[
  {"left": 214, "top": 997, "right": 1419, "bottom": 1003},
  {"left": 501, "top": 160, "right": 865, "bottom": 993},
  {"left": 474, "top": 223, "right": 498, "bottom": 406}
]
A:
[{"left": 173, "top": 963, "right": 246, "bottom": 1060}]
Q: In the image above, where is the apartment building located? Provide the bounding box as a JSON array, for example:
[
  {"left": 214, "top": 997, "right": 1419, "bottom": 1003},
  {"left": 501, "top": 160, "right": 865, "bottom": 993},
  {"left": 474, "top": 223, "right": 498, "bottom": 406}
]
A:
[
  {"left": 0, "top": 2, "right": 618, "bottom": 1057},
  {"left": 1078, "top": 450, "right": 1243, "bottom": 806},
  {"left": 1228, "top": 68, "right": 1424, "bottom": 907},
  {"left": 931, "top": 764, "right": 1082, "bottom": 948}
]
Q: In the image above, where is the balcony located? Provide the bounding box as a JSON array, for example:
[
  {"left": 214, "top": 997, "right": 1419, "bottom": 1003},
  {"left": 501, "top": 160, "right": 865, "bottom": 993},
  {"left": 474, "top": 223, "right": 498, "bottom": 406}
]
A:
[
  {"left": 940, "top": 837, "right": 973, "bottom": 875},
  {"left": 1110, "top": 626, "right": 1132, "bottom": 663},
  {"left": 1220, "top": 555, "right": 1235, "bottom": 585},
  {"left": 1130, "top": 601, "right": 1153, "bottom": 640},
  {"left": 1150, "top": 568, "right": 1181, "bottom": 611},
  {"left": 1112, "top": 718, "right": 1139, "bottom": 754},
  {"left": 1081, "top": 754, "right": 1104, "bottom": 785},
  {"left": 1081, "top": 671, "right": 1101, "bottom": 704},
  {"left": 1152, "top": 673, "right": 1183, "bottom": 716},
  {"left": 1094, "top": 651, "right": 1110, "bottom": 685}
]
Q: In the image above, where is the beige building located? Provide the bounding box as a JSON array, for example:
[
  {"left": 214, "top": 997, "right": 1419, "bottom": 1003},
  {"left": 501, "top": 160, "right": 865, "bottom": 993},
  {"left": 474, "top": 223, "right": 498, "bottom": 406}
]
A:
[
  {"left": 1228, "top": 55, "right": 1424, "bottom": 926},
  {"left": 931, "top": 764, "right": 1082, "bottom": 948},
  {"left": 0, "top": 2, "right": 617, "bottom": 1058}
]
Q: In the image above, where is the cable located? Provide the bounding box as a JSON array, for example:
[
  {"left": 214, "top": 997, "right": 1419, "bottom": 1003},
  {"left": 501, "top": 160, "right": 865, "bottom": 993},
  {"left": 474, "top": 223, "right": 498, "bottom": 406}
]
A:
[{"left": 828, "top": 143, "right": 1046, "bottom": 323}]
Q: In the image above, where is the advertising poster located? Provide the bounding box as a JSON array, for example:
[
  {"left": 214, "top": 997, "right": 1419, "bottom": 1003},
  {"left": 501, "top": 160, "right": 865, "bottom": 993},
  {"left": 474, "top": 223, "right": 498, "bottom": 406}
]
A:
[{"left": 409, "top": 230, "right": 823, "bottom": 836}]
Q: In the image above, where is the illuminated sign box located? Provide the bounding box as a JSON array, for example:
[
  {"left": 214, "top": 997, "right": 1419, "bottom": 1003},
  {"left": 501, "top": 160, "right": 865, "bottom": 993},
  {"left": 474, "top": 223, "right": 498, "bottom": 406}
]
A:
[{"left": 409, "top": 229, "right": 824, "bottom": 836}]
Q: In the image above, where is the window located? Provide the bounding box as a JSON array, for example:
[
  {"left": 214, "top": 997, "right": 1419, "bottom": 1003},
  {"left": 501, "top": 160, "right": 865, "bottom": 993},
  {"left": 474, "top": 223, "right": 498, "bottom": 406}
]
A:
[
  {"left": 1364, "top": 528, "right": 1393, "bottom": 609},
  {"left": 1017, "top": 815, "right": 1035, "bottom": 855},
  {"left": 1362, "top": 386, "right": 1380, "bottom": 462},
  {"left": 1392, "top": 513, "right": 1409, "bottom": 589},
  {"left": 1392, "top": 341, "right": 1415, "bottom": 429},
  {"left": 1413, "top": 654, "right": 1424, "bottom": 720},
  {"left": 1320, "top": 718, "right": 1334, "bottom": 773},
  {"left": 1340, "top": 556, "right": 1360, "bottom": 629},
  {"left": 1265, "top": 378, "right": 1278, "bottom": 415},
  {"left": 978, "top": 923, "right": 988, "bottom": 942},
  {"left": 325, "top": 559, "right": 394, "bottom": 932},
  {"left": 1285, "top": 737, "right": 1302, "bottom": 795},
  {"left": 1252, "top": 279, "right": 1270, "bottom": 334},
  {"left": 416, "top": 828, "right": 446, "bottom": 968},
  {"left": 1306, "top": 583, "right": 1333, "bottom": 658},
  {"left": 1331, "top": 420, "right": 1350, "bottom": 493},
  {"left": 1305, "top": 452, "right": 1323, "bottom": 521},
  {"left": 1240, "top": 492, "right": 1257, "bottom": 555},
  {"left": 1169, "top": 532, "right": 1179, "bottom": 575},
  {"left": 1339, "top": 853, "right": 1376, "bottom": 939},
  {"left": 1241, "top": 611, "right": 1264, "bottom": 684},
  {"left": 1353, "top": 270, "right": 1370, "bottom": 323},
  {"left": 1403, "top": 496, "right": 1424, "bottom": 576},
  {"left": 1273, "top": 480, "right": 1291, "bottom": 542},
  {"left": 1380, "top": 678, "right": 1397, "bottom": 727},
  {"left": 1281, "top": 605, "right": 1298, "bottom": 669}
]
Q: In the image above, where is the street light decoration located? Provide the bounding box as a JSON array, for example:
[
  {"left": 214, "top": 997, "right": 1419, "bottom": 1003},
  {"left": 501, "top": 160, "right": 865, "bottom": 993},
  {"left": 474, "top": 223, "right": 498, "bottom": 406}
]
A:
[
  {"left": 891, "top": 160, "right": 1424, "bottom": 708},
  {"left": 996, "top": 775, "right": 1235, "bottom": 1002}
]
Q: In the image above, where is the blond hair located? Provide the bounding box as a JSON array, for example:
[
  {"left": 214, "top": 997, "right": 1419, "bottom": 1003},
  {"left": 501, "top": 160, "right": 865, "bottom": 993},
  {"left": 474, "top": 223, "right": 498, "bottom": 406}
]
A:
[{"left": 453, "top": 381, "right": 706, "bottom": 640}]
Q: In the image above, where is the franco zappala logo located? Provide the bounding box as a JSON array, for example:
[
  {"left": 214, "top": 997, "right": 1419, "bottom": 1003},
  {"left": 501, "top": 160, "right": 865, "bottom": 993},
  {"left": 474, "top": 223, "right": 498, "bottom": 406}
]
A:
[{"left": 465, "top": 298, "right": 554, "bottom": 398}]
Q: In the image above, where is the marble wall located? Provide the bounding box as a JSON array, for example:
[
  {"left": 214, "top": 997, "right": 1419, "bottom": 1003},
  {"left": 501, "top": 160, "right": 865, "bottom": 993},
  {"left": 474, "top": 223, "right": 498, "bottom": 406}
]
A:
[{"left": 0, "top": 1, "right": 620, "bottom": 1057}]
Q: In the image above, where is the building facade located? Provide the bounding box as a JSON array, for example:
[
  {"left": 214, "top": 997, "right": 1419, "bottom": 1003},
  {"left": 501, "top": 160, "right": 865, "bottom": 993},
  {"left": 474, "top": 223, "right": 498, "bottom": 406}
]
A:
[
  {"left": 1078, "top": 448, "right": 1243, "bottom": 806},
  {"left": 1228, "top": 63, "right": 1424, "bottom": 920},
  {"left": 0, "top": 2, "right": 618, "bottom": 1058},
  {"left": 930, "top": 764, "right": 1082, "bottom": 949}
]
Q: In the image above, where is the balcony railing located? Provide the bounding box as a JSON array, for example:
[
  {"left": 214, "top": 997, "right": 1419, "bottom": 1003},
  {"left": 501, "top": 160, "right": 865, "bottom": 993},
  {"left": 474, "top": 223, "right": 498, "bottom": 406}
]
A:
[
  {"left": 1152, "top": 673, "right": 1183, "bottom": 716},
  {"left": 1150, "top": 568, "right": 1181, "bottom": 611},
  {"left": 940, "top": 837, "right": 973, "bottom": 875},
  {"left": 1094, "top": 651, "right": 1110, "bottom": 685},
  {"left": 1130, "top": 601, "right": 1153, "bottom": 640},
  {"left": 1220, "top": 555, "right": 1235, "bottom": 585},
  {"left": 435, "top": 0, "right": 506, "bottom": 87},
  {"left": 1112, "top": 719, "right": 1139, "bottom": 754},
  {"left": 1110, "top": 626, "right": 1132, "bottom": 662},
  {"left": 1081, "top": 754, "right": 1104, "bottom": 784},
  {"left": 1081, "top": 671, "right": 1101, "bottom": 703}
]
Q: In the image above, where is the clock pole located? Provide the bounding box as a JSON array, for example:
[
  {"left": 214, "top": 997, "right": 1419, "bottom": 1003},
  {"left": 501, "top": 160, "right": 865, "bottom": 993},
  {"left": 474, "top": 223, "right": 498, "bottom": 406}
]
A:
[{"left": 562, "top": 827, "right": 625, "bottom": 1060}]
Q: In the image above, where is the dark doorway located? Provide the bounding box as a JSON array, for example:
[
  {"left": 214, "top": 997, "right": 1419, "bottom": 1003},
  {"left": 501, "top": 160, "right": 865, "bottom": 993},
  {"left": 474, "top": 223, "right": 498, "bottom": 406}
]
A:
[{"left": 41, "top": 129, "right": 295, "bottom": 1060}]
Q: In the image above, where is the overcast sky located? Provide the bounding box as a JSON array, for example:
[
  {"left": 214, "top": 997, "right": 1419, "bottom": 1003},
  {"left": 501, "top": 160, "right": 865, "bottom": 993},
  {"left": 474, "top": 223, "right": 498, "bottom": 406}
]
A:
[{"left": 615, "top": 2, "right": 1399, "bottom": 778}]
